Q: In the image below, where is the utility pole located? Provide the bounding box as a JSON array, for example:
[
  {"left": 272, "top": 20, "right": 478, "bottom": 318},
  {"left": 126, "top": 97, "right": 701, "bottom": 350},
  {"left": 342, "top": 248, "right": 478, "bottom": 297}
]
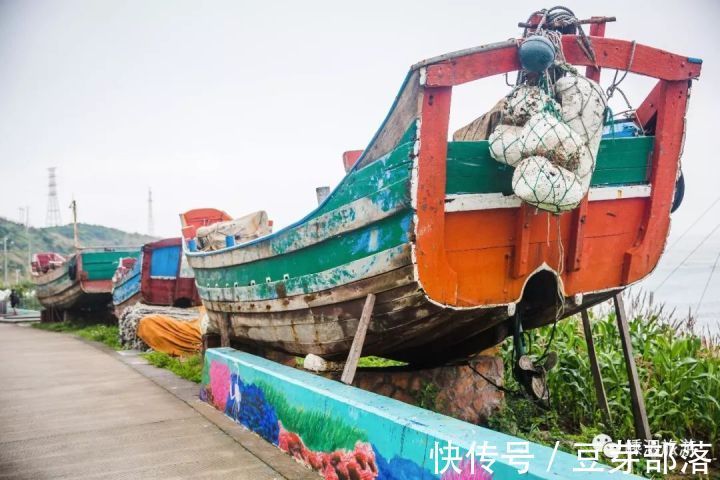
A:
[
  {"left": 70, "top": 199, "right": 79, "bottom": 250},
  {"left": 25, "top": 206, "right": 31, "bottom": 276},
  {"left": 147, "top": 188, "right": 154, "bottom": 236},
  {"left": 3, "top": 236, "right": 9, "bottom": 287}
]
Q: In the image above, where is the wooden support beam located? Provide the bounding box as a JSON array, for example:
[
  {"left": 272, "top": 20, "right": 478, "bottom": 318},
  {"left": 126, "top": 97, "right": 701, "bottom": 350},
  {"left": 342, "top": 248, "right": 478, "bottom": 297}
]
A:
[
  {"left": 613, "top": 294, "right": 651, "bottom": 440},
  {"left": 202, "top": 333, "right": 221, "bottom": 359},
  {"left": 341, "top": 293, "right": 376, "bottom": 385},
  {"left": 580, "top": 309, "right": 612, "bottom": 426},
  {"left": 218, "top": 313, "right": 231, "bottom": 348}
]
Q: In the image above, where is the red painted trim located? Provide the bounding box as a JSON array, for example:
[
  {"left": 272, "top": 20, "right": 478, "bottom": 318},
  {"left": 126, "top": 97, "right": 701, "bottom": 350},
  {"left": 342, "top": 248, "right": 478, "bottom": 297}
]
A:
[
  {"left": 425, "top": 36, "right": 701, "bottom": 87},
  {"left": 342, "top": 150, "right": 363, "bottom": 172},
  {"left": 415, "top": 86, "right": 458, "bottom": 303},
  {"left": 622, "top": 80, "right": 689, "bottom": 283},
  {"left": 415, "top": 32, "right": 698, "bottom": 306},
  {"left": 636, "top": 81, "right": 663, "bottom": 130}
]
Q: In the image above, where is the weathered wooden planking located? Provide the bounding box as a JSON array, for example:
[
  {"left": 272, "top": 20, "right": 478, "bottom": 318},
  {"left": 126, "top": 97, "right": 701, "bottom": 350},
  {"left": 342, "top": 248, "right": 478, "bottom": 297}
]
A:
[
  {"left": 113, "top": 291, "right": 142, "bottom": 318},
  {"left": 189, "top": 181, "right": 412, "bottom": 270},
  {"left": 199, "top": 244, "right": 412, "bottom": 303},
  {"left": 202, "top": 265, "right": 416, "bottom": 314},
  {"left": 194, "top": 214, "right": 413, "bottom": 292},
  {"left": 205, "top": 282, "right": 617, "bottom": 365},
  {"left": 36, "top": 280, "right": 85, "bottom": 310}
]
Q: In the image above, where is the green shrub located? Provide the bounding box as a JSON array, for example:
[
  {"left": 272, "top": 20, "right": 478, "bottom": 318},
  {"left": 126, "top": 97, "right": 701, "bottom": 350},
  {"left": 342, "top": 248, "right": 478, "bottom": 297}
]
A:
[
  {"left": 142, "top": 351, "right": 203, "bottom": 383},
  {"left": 33, "top": 322, "right": 120, "bottom": 350},
  {"left": 491, "top": 295, "right": 719, "bottom": 474}
]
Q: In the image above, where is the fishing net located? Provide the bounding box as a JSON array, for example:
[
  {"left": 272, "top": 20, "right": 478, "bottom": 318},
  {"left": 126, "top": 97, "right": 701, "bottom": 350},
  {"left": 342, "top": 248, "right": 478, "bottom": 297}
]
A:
[{"left": 487, "top": 36, "right": 607, "bottom": 213}]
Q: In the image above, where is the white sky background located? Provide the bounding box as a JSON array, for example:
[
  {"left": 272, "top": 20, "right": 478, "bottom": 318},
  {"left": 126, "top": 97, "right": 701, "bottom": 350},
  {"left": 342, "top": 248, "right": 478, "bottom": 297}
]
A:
[
  {"left": 0, "top": 0, "right": 717, "bottom": 237},
  {"left": 0, "top": 0, "right": 717, "bottom": 257}
]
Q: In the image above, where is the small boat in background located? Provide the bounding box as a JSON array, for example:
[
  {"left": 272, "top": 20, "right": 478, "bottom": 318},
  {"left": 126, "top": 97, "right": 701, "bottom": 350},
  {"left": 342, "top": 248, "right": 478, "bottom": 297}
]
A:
[
  {"left": 32, "top": 247, "right": 141, "bottom": 321},
  {"left": 112, "top": 237, "right": 201, "bottom": 317}
]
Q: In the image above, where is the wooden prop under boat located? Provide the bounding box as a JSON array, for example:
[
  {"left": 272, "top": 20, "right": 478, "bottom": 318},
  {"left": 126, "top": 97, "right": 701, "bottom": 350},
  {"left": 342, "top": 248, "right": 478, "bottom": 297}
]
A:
[
  {"left": 183, "top": 19, "right": 701, "bottom": 366},
  {"left": 33, "top": 247, "right": 141, "bottom": 313},
  {"left": 112, "top": 237, "right": 201, "bottom": 317}
]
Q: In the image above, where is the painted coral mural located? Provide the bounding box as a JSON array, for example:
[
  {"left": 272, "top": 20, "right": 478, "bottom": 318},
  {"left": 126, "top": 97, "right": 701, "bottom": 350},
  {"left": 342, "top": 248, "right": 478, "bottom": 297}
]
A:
[{"left": 201, "top": 358, "right": 493, "bottom": 480}]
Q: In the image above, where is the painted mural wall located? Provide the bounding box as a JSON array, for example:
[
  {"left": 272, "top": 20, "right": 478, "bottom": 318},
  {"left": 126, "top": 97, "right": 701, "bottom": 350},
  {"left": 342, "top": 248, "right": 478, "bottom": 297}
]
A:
[{"left": 200, "top": 348, "right": 639, "bottom": 480}]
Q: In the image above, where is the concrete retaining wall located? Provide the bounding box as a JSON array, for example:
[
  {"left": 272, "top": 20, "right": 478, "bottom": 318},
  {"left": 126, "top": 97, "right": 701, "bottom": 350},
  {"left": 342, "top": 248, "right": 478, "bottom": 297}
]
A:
[{"left": 201, "top": 347, "right": 639, "bottom": 479}]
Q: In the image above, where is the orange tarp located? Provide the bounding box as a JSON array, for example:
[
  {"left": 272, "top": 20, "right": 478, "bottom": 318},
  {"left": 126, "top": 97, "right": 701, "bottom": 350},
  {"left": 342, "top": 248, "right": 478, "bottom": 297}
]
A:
[{"left": 137, "top": 314, "right": 202, "bottom": 356}]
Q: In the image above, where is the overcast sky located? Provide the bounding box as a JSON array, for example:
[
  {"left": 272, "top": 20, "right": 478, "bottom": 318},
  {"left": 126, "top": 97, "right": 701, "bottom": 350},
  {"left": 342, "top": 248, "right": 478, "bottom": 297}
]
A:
[{"left": 0, "top": 0, "right": 717, "bottom": 241}]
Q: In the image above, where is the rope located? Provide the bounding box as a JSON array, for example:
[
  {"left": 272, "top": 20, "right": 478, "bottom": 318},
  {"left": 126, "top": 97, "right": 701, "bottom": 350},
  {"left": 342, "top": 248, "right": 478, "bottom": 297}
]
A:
[
  {"left": 694, "top": 248, "right": 720, "bottom": 317},
  {"left": 666, "top": 194, "right": 720, "bottom": 252},
  {"left": 655, "top": 221, "right": 720, "bottom": 291},
  {"left": 606, "top": 40, "right": 637, "bottom": 101}
]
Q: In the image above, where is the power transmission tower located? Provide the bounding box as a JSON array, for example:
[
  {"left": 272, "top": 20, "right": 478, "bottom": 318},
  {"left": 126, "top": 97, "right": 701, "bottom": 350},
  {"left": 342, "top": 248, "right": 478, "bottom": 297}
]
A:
[
  {"left": 45, "top": 167, "right": 62, "bottom": 226},
  {"left": 147, "top": 188, "right": 154, "bottom": 236}
]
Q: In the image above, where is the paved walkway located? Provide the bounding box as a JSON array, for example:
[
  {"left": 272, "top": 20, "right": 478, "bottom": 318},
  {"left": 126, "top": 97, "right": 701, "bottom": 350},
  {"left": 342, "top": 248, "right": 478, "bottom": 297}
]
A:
[{"left": 0, "top": 324, "right": 316, "bottom": 480}]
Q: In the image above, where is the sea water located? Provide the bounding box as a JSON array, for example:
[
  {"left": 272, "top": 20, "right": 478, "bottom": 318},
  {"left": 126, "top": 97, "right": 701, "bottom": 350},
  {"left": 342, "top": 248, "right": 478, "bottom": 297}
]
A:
[{"left": 636, "top": 230, "right": 720, "bottom": 335}]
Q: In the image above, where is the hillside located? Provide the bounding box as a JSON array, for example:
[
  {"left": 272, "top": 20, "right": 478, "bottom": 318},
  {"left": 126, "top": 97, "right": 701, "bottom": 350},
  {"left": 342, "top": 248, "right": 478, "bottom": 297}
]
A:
[{"left": 0, "top": 217, "right": 157, "bottom": 283}]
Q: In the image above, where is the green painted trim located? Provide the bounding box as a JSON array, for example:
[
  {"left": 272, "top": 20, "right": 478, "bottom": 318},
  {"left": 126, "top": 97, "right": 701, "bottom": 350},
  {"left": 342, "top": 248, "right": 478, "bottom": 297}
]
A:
[
  {"left": 81, "top": 250, "right": 140, "bottom": 281},
  {"left": 199, "top": 244, "right": 410, "bottom": 302},
  {"left": 446, "top": 136, "right": 654, "bottom": 195},
  {"left": 317, "top": 121, "right": 416, "bottom": 215},
  {"left": 194, "top": 211, "right": 413, "bottom": 290}
]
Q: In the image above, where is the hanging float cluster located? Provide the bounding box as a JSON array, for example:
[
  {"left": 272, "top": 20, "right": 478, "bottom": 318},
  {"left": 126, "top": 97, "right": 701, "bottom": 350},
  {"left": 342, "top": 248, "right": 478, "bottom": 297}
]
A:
[{"left": 488, "top": 34, "right": 607, "bottom": 213}]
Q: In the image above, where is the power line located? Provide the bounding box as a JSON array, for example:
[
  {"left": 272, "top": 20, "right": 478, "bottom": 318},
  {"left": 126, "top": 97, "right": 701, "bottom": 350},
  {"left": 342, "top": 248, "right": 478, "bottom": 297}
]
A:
[
  {"left": 655, "top": 221, "right": 720, "bottom": 292},
  {"left": 694, "top": 248, "right": 720, "bottom": 318},
  {"left": 666, "top": 194, "right": 720, "bottom": 253}
]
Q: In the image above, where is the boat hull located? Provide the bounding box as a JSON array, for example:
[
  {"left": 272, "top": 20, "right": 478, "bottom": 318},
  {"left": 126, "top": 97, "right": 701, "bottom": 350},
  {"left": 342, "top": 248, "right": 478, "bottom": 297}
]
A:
[
  {"left": 35, "top": 248, "right": 141, "bottom": 314},
  {"left": 186, "top": 36, "right": 698, "bottom": 365}
]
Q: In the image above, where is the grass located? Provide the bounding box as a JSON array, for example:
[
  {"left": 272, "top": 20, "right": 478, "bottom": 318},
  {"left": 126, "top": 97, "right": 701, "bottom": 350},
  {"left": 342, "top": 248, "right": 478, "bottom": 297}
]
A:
[
  {"left": 357, "top": 355, "right": 406, "bottom": 367},
  {"left": 258, "top": 380, "right": 368, "bottom": 452},
  {"left": 142, "top": 351, "right": 203, "bottom": 383},
  {"left": 33, "top": 322, "right": 121, "bottom": 350},
  {"left": 484, "top": 294, "right": 719, "bottom": 477}
]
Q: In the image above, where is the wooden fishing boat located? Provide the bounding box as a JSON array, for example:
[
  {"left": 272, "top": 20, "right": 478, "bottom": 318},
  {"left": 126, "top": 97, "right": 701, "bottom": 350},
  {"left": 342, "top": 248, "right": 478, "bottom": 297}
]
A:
[
  {"left": 32, "top": 247, "right": 140, "bottom": 319},
  {"left": 112, "top": 256, "right": 143, "bottom": 316},
  {"left": 183, "top": 13, "right": 701, "bottom": 366},
  {"left": 112, "top": 238, "right": 201, "bottom": 317}
]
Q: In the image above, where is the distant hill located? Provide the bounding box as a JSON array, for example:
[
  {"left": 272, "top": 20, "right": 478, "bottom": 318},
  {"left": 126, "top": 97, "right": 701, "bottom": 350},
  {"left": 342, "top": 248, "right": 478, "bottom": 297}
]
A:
[{"left": 0, "top": 217, "right": 157, "bottom": 283}]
